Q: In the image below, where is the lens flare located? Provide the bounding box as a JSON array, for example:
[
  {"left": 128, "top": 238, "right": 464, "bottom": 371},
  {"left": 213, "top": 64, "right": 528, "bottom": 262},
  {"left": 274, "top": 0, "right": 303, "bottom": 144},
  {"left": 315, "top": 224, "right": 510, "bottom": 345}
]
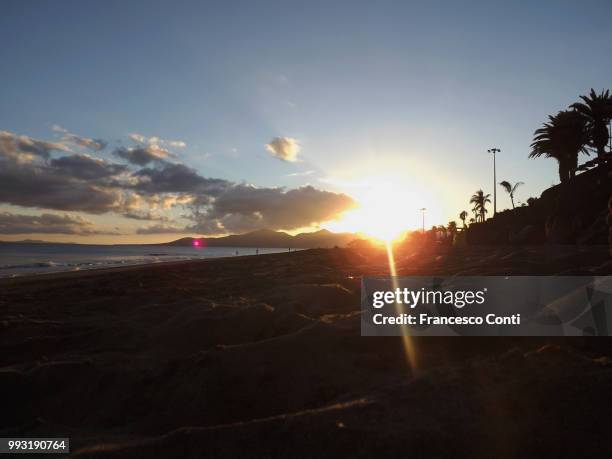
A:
[{"left": 385, "top": 241, "right": 418, "bottom": 371}]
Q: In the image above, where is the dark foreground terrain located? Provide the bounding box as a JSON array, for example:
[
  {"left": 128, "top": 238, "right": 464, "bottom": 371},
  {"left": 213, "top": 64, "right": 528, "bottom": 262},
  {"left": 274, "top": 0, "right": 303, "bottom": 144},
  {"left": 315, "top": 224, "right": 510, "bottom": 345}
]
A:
[{"left": 2, "top": 246, "right": 612, "bottom": 458}]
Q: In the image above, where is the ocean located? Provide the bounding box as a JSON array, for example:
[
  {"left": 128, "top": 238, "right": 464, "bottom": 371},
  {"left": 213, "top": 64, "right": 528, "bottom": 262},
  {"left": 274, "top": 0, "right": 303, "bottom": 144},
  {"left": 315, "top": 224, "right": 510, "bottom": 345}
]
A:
[{"left": 0, "top": 243, "right": 289, "bottom": 278}]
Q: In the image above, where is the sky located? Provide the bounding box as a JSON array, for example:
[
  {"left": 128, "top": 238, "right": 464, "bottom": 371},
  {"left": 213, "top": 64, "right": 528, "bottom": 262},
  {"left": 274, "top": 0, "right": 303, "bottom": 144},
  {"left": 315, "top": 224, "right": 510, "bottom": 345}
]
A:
[{"left": 1, "top": 0, "right": 611, "bottom": 243}]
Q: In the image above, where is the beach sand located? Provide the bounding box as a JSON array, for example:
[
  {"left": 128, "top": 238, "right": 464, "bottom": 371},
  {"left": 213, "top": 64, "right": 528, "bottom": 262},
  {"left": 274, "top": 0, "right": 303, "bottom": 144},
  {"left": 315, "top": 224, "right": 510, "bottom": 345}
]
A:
[{"left": 2, "top": 246, "right": 612, "bottom": 458}]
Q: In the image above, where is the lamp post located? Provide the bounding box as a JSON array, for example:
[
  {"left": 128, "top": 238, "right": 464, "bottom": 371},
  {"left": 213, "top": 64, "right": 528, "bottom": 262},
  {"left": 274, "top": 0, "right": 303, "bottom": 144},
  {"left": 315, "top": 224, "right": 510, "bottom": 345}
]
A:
[
  {"left": 420, "top": 208, "right": 426, "bottom": 233},
  {"left": 487, "top": 148, "right": 500, "bottom": 216}
]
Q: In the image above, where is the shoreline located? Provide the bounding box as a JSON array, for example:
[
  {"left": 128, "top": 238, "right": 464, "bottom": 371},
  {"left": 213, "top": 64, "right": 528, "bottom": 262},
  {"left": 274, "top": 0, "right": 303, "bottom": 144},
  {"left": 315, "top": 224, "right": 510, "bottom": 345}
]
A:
[
  {"left": 0, "top": 247, "right": 298, "bottom": 281},
  {"left": 0, "top": 249, "right": 300, "bottom": 284}
]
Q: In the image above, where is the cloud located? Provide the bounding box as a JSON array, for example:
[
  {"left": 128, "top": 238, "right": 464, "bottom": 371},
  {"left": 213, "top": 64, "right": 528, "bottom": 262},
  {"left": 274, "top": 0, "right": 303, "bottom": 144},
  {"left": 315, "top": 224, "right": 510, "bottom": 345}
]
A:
[
  {"left": 52, "top": 125, "right": 107, "bottom": 151},
  {"left": 129, "top": 133, "right": 186, "bottom": 148},
  {"left": 0, "top": 212, "right": 113, "bottom": 235},
  {"left": 0, "top": 161, "right": 125, "bottom": 213},
  {"left": 123, "top": 210, "right": 169, "bottom": 221},
  {"left": 0, "top": 131, "right": 134, "bottom": 214},
  {"left": 114, "top": 132, "right": 187, "bottom": 166},
  {"left": 287, "top": 170, "right": 315, "bottom": 177},
  {"left": 187, "top": 185, "right": 355, "bottom": 234},
  {"left": 265, "top": 136, "right": 300, "bottom": 162},
  {"left": 0, "top": 130, "right": 69, "bottom": 161},
  {"left": 114, "top": 146, "right": 174, "bottom": 166},
  {"left": 136, "top": 223, "right": 186, "bottom": 234},
  {"left": 50, "top": 154, "right": 128, "bottom": 180},
  {"left": 0, "top": 129, "right": 356, "bottom": 237},
  {"left": 132, "top": 163, "right": 229, "bottom": 195}
]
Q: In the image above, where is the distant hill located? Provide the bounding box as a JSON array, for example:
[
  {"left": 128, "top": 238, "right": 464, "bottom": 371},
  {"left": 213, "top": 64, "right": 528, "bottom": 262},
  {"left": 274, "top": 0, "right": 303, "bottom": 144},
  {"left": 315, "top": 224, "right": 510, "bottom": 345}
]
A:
[
  {"left": 160, "top": 228, "right": 358, "bottom": 248},
  {"left": 0, "top": 239, "right": 76, "bottom": 244}
]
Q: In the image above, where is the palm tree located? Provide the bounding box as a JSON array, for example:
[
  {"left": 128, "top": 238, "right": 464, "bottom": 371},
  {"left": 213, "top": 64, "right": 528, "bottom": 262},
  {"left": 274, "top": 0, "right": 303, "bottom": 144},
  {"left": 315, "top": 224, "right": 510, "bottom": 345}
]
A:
[
  {"left": 470, "top": 189, "right": 491, "bottom": 222},
  {"left": 499, "top": 180, "right": 524, "bottom": 209},
  {"left": 571, "top": 89, "right": 612, "bottom": 158},
  {"left": 459, "top": 210, "right": 467, "bottom": 228},
  {"left": 471, "top": 207, "right": 479, "bottom": 222},
  {"left": 530, "top": 110, "right": 590, "bottom": 182}
]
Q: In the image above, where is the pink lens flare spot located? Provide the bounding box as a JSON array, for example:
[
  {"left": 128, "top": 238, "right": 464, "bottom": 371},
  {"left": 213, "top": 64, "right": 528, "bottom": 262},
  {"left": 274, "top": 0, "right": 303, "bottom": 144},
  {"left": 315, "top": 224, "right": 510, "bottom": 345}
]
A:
[{"left": 193, "top": 239, "right": 201, "bottom": 247}]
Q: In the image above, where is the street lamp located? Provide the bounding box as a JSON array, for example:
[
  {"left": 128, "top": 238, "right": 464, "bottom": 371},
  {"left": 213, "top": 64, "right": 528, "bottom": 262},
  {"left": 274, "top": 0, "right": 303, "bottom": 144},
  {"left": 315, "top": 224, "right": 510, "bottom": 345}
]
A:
[
  {"left": 420, "top": 208, "right": 427, "bottom": 232},
  {"left": 487, "top": 148, "right": 500, "bottom": 216}
]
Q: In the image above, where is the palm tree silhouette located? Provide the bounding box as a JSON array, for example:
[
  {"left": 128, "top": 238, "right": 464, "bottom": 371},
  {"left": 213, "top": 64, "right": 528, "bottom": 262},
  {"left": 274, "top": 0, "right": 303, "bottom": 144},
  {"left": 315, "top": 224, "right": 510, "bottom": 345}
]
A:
[
  {"left": 499, "top": 180, "right": 524, "bottom": 209},
  {"left": 470, "top": 190, "right": 491, "bottom": 222},
  {"left": 571, "top": 89, "right": 612, "bottom": 158},
  {"left": 530, "top": 110, "right": 590, "bottom": 182},
  {"left": 459, "top": 210, "right": 467, "bottom": 228},
  {"left": 471, "top": 206, "right": 479, "bottom": 222}
]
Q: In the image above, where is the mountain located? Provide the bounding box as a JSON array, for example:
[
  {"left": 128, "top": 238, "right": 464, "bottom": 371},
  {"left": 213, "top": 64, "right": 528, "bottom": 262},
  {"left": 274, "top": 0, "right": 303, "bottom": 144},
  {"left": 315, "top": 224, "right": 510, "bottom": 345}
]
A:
[
  {"left": 0, "top": 239, "right": 76, "bottom": 244},
  {"left": 160, "top": 228, "right": 357, "bottom": 248}
]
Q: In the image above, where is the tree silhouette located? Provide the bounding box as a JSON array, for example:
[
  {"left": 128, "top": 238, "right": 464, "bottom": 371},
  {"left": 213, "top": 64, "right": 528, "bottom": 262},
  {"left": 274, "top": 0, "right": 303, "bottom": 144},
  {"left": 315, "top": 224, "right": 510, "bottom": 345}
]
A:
[
  {"left": 499, "top": 180, "right": 524, "bottom": 209},
  {"left": 530, "top": 110, "right": 589, "bottom": 182},
  {"left": 571, "top": 89, "right": 612, "bottom": 158},
  {"left": 459, "top": 210, "right": 467, "bottom": 228},
  {"left": 471, "top": 206, "right": 479, "bottom": 222},
  {"left": 470, "top": 189, "right": 491, "bottom": 222},
  {"left": 447, "top": 221, "right": 458, "bottom": 244}
]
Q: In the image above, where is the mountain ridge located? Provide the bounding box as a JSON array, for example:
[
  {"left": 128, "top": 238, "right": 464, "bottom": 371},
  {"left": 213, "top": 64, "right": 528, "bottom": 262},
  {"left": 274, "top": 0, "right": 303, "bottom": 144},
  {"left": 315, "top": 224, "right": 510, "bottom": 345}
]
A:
[{"left": 160, "top": 228, "right": 358, "bottom": 248}]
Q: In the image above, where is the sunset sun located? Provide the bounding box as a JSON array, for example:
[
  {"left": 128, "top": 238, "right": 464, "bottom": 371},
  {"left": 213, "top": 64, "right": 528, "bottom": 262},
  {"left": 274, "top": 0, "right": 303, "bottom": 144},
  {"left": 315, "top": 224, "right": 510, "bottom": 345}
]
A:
[{"left": 327, "top": 179, "right": 427, "bottom": 241}]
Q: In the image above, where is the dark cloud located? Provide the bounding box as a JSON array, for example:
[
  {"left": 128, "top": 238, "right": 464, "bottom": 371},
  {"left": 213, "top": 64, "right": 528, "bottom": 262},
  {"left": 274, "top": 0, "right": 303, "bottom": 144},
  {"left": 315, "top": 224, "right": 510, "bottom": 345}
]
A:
[
  {"left": 114, "top": 146, "right": 173, "bottom": 166},
  {"left": 188, "top": 185, "right": 356, "bottom": 234},
  {"left": 132, "top": 163, "right": 230, "bottom": 195},
  {"left": 0, "top": 212, "right": 113, "bottom": 235},
  {"left": 0, "top": 161, "right": 124, "bottom": 213},
  {"left": 0, "top": 130, "right": 134, "bottom": 214},
  {"left": 50, "top": 155, "right": 128, "bottom": 180}
]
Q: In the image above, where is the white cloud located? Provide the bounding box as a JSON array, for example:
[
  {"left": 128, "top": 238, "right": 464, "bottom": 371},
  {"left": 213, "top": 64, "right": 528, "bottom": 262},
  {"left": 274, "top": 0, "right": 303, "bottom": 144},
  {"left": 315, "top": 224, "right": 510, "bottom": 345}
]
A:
[
  {"left": 265, "top": 136, "right": 300, "bottom": 162},
  {"left": 287, "top": 170, "right": 315, "bottom": 177},
  {"left": 129, "top": 133, "right": 186, "bottom": 148}
]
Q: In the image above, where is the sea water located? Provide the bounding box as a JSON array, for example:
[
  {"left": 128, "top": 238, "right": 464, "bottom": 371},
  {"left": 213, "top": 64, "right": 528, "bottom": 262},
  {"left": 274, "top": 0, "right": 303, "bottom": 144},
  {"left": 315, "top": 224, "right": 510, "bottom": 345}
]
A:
[{"left": 0, "top": 243, "right": 288, "bottom": 278}]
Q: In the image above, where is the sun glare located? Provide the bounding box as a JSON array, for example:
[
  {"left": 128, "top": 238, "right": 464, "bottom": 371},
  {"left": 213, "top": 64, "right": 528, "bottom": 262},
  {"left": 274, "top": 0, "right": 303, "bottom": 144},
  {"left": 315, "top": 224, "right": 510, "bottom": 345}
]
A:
[{"left": 327, "top": 181, "right": 427, "bottom": 241}]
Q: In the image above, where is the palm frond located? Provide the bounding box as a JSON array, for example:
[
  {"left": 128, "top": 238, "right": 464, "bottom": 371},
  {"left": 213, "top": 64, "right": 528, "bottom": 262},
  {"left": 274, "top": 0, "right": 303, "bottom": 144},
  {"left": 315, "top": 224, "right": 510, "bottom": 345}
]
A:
[{"left": 499, "top": 181, "right": 512, "bottom": 193}]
